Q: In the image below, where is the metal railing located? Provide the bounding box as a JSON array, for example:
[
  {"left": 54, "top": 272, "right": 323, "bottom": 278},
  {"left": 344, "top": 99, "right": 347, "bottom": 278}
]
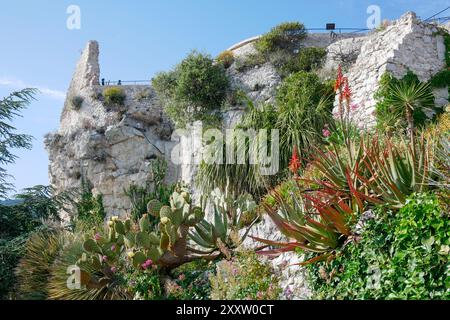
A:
[
  {"left": 305, "top": 27, "right": 370, "bottom": 33},
  {"left": 100, "top": 79, "right": 150, "bottom": 86}
]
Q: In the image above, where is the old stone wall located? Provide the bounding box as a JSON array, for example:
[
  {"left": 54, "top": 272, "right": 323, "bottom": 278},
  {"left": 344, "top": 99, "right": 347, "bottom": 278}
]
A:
[{"left": 336, "top": 12, "right": 448, "bottom": 128}]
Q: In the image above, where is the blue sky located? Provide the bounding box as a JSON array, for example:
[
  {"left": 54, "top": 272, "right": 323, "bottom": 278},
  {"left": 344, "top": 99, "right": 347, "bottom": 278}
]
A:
[{"left": 0, "top": 0, "right": 448, "bottom": 196}]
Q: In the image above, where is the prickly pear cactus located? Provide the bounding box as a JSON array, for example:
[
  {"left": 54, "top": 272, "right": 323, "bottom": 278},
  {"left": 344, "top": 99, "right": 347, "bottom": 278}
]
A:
[{"left": 77, "top": 185, "right": 208, "bottom": 278}]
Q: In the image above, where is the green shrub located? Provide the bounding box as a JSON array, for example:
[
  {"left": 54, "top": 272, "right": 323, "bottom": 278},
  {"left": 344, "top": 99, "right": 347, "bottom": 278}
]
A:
[
  {"left": 103, "top": 87, "right": 126, "bottom": 106},
  {"left": 124, "top": 157, "right": 174, "bottom": 223},
  {"left": 70, "top": 95, "right": 84, "bottom": 110},
  {"left": 196, "top": 102, "right": 279, "bottom": 198},
  {"left": 217, "top": 51, "right": 235, "bottom": 69},
  {"left": 0, "top": 186, "right": 71, "bottom": 299},
  {"left": 280, "top": 47, "right": 327, "bottom": 75},
  {"left": 197, "top": 72, "right": 333, "bottom": 198},
  {"left": 255, "top": 22, "right": 306, "bottom": 54},
  {"left": 152, "top": 51, "right": 229, "bottom": 128},
  {"left": 166, "top": 260, "right": 215, "bottom": 300},
  {"left": 209, "top": 251, "right": 281, "bottom": 300},
  {"left": 73, "top": 179, "right": 105, "bottom": 232},
  {"left": 126, "top": 268, "right": 165, "bottom": 300},
  {"left": 307, "top": 193, "right": 450, "bottom": 300},
  {"left": 0, "top": 235, "right": 27, "bottom": 299}
]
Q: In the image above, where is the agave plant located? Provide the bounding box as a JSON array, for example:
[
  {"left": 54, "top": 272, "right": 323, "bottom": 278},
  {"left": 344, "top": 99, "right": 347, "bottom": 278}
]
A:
[
  {"left": 189, "top": 188, "right": 258, "bottom": 256},
  {"left": 253, "top": 179, "right": 359, "bottom": 265}
]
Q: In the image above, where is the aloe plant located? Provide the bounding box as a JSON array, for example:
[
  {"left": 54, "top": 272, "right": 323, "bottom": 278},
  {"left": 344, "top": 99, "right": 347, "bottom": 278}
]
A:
[
  {"left": 189, "top": 188, "right": 258, "bottom": 256},
  {"left": 253, "top": 177, "right": 361, "bottom": 265}
]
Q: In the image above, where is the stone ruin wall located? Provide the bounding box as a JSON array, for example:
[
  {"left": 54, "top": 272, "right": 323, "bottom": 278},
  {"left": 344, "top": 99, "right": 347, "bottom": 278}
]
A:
[{"left": 335, "top": 12, "right": 448, "bottom": 128}]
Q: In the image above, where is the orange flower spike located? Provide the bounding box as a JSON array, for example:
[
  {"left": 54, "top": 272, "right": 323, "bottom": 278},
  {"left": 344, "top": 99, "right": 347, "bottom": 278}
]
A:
[
  {"left": 343, "top": 77, "right": 352, "bottom": 104},
  {"left": 334, "top": 65, "right": 344, "bottom": 92},
  {"left": 289, "top": 145, "right": 301, "bottom": 175}
]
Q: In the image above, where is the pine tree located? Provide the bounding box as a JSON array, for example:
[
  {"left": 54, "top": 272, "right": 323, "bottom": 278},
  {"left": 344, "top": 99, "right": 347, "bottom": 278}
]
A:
[{"left": 0, "top": 88, "right": 37, "bottom": 198}]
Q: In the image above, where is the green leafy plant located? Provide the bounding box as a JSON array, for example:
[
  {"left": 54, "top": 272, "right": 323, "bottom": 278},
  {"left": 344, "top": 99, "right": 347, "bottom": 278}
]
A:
[
  {"left": 124, "top": 157, "right": 174, "bottom": 223},
  {"left": 255, "top": 22, "right": 306, "bottom": 54},
  {"left": 197, "top": 72, "right": 333, "bottom": 199},
  {"left": 73, "top": 179, "right": 105, "bottom": 231},
  {"left": 280, "top": 47, "right": 327, "bottom": 76},
  {"left": 125, "top": 268, "right": 165, "bottom": 300},
  {"left": 152, "top": 51, "right": 229, "bottom": 128},
  {"left": 103, "top": 87, "right": 126, "bottom": 106},
  {"left": 0, "top": 88, "right": 36, "bottom": 198},
  {"left": 0, "top": 185, "right": 72, "bottom": 298},
  {"left": 209, "top": 251, "right": 281, "bottom": 300},
  {"left": 165, "top": 260, "right": 215, "bottom": 300},
  {"left": 196, "top": 101, "right": 279, "bottom": 198},
  {"left": 308, "top": 193, "right": 450, "bottom": 300}
]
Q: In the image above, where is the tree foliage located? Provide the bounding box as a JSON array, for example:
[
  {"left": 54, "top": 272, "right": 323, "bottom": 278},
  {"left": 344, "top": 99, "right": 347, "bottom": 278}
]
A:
[{"left": 0, "top": 88, "right": 37, "bottom": 198}]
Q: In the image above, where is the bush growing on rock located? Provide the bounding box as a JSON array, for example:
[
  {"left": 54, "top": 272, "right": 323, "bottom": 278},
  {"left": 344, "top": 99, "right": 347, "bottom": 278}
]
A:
[
  {"left": 152, "top": 51, "right": 229, "bottom": 128},
  {"left": 103, "top": 87, "right": 126, "bottom": 106},
  {"left": 255, "top": 22, "right": 307, "bottom": 54},
  {"left": 281, "top": 47, "right": 327, "bottom": 75},
  {"left": 217, "top": 50, "right": 235, "bottom": 69}
]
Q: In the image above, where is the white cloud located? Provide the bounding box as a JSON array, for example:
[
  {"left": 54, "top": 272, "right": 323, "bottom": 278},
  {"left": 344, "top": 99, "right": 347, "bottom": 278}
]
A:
[{"left": 0, "top": 77, "right": 66, "bottom": 101}]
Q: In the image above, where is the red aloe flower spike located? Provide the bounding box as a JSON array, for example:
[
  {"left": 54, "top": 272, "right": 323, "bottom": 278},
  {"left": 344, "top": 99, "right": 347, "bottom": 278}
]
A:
[
  {"left": 334, "top": 65, "right": 344, "bottom": 92},
  {"left": 343, "top": 77, "right": 352, "bottom": 107},
  {"left": 289, "top": 145, "right": 301, "bottom": 174}
]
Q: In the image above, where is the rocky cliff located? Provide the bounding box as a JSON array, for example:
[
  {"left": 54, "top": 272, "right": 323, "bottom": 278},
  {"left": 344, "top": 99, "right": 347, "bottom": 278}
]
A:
[{"left": 45, "top": 11, "right": 449, "bottom": 299}]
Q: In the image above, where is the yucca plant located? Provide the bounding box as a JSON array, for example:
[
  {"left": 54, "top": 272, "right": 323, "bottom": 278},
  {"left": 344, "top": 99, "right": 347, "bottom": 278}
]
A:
[
  {"left": 15, "top": 230, "right": 64, "bottom": 299},
  {"left": 196, "top": 102, "right": 278, "bottom": 198},
  {"left": 382, "top": 78, "right": 435, "bottom": 138},
  {"left": 46, "top": 233, "right": 132, "bottom": 300}
]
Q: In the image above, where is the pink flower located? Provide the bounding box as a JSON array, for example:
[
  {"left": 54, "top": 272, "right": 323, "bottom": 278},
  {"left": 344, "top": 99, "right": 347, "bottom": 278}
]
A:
[
  {"left": 322, "top": 128, "right": 331, "bottom": 138},
  {"left": 350, "top": 104, "right": 359, "bottom": 111},
  {"left": 110, "top": 266, "right": 117, "bottom": 273},
  {"left": 102, "top": 255, "right": 108, "bottom": 262},
  {"left": 111, "top": 245, "right": 116, "bottom": 251},
  {"left": 141, "top": 259, "right": 153, "bottom": 270},
  {"left": 94, "top": 233, "right": 101, "bottom": 241},
  {"left": 178, "top": 274, "right": 186, "bottom": 281}
]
